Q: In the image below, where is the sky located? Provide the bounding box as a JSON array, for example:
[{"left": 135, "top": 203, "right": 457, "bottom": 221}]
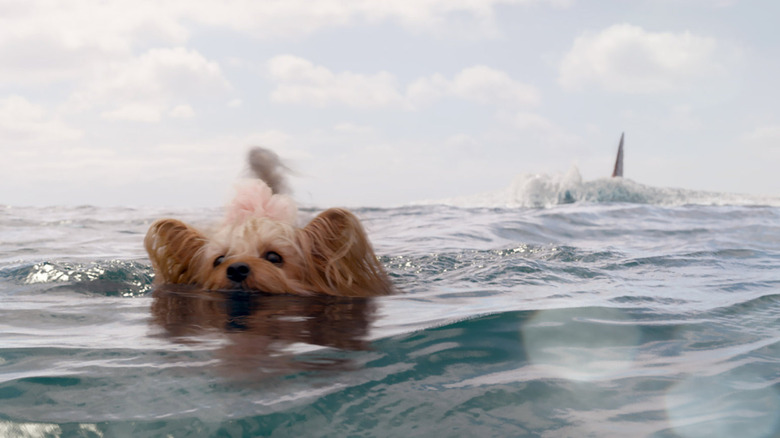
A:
[{"left": 1, "top": 0, "right": 779, "bottom": 208}]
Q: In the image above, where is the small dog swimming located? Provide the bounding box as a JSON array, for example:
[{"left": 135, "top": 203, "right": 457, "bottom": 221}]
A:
[{"left": 144, "top": 147, "right": 394, "bottom": 297}]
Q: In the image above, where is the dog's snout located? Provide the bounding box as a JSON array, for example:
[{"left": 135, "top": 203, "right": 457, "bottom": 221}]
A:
[{"left": 226, "top": 262, "right": 251, "bottom": 283}]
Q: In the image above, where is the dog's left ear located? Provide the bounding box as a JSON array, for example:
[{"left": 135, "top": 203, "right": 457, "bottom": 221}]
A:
[
  {"left": 144, "top": 219, "right": 207, "bottom": 285},
  {"left": 298, "top": 208, "right": 393, "bottom": 296}
]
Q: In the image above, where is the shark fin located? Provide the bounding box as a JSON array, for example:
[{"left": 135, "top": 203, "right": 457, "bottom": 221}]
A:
[{"left": 612, "top": 132, "right": 624, "bottom": 178}]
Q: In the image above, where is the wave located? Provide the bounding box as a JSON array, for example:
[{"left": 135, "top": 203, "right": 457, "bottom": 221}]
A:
[
  {"left": 0, "top": 260, "right": 153, "bottom": 297},
  {"left": 425, "top": 167, "right": 780, "bottom": 208}
]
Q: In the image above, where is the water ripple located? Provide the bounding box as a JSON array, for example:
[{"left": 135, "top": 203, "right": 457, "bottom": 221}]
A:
[{"left": 1, "top": 260, "right": 153, "bottom": 297}]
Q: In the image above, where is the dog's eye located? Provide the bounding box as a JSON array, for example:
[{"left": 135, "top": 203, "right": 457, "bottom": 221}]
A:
[
  {"left": 264, "top": 251, "right": 283, "bottom": 265},
  {"left": 213, "top": 255, "right": 225, "bottom": 267}
]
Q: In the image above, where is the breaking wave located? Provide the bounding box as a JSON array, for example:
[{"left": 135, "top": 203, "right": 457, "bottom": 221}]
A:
[{"left": 427, "top": 167, "right": 780, "bottom": 208}]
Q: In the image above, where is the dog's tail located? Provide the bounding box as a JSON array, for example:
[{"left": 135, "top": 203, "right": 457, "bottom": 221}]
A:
[{"left": 247, "top": 147, "right": 291, "bottom": 195}]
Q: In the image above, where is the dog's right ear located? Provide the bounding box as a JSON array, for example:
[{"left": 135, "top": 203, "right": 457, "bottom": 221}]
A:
[{"left": 144, "top": 219, "right": 207, "bottom": 284}]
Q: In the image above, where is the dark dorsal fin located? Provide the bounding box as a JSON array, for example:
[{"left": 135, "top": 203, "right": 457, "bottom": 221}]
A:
[{"left": 612, "top": 132, "right": 624, "bottom": 178}]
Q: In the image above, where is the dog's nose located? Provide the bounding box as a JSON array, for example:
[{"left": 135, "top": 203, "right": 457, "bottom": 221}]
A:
[{"left": 226, "top": 262, "right": 251, "bottom": 283}]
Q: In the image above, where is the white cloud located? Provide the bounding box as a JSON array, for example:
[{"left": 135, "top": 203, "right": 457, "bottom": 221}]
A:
[
  {"left": 0, "top": 0, "right": 565, "bottom": 84},
  {"left": 75, "top": 47, "right": 229, "bottom": 103},
  {"left": 154, "top": 129, "right": 307, "bottom": 165},
  {"left": 101, "top": 102, "right": 196, "bottom": 123},
  {"left": 737, "top": 124, "right": 780, "bottom": 185},
  {"left": 101, "top": 103, "right": 164, "bottom": 123},
  {"left": 497, "top": 110, "right": 581, "bottom": 151},
  {"left": 408, "top": 65, "right": 540, "bottom": 107},
  {"left": 333, "top": 122, "right": 374, "bottom": 135},
  {"left": 0, "top": 1, "right": 188, "bottom": 84},
  {"left": 169, "top": 104, "right": 196, "bottom": 119},
  {"left": 268, "top": 55, "right": 404, "bottom": 108},
  {"left": 743, "top": 125, "right": 780, "bottom": 148},
  {"left": 450, "top": 66, "right": 540, "bottom": 106},
  {"left": 72, "top": 47, "right": 230, "bottom": 122},
  {"left": 175, "top": 0, "right": 563, "bottom": 39},
  {"left": 510, "top": 112, "right": 558, "bottom": 131},
  {"left": 243, "top": 130, "right": 297, "bottom": 151},
  {"left": 0, "top": 95, "right": 83, "bottom": 144},
  {"left": 268, "top": 55, "right": 539, "bottom": 109},
  {"left": 666, "top": 105, "right": 703, "bottom": 130},
  {"left": 0, "top": 1, "right": 188, "bottom": 52},
  {"left": 559, "top": 24, "right": 722, "bottom": 93}
]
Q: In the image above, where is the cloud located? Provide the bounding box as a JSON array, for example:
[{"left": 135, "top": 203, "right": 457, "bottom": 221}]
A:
[
  {"left": 268, "top": 55, "right": 539, "bottom": 109},
  {"left": 0, "top": 1, "right": 188, "bottom": 84},
  {"left": 665, "top": 105, "right": 703, "bottom": 130},
  {"left": 0, "top": 1, "right": 188, "bottom": 51},
  {"left": 169, "top": 104, "right": 196, "bottom": 119},
  {"left": 408, "top": 65, "right": 540, "bottom": 107},
  {"left": 742, "top": 124, "right": 780, "bottom": 149},
  {"left": 268, "top": 55, "right": 404, "bottom": 108},
  {"left": 559, "top": 24, "right": 723, "bottom": 93},
  {"left": 495, "top": 110, "right": 582, "bottom": 154},
  {"left": 0, "top": 126, "right": 309, "bottom": 207},
  {"left": 0, "top": 0, "right": 567, "bottom": 84},
  {"left": 333, "top": 123, "right": 374, "bottom": 135},
  {"left": 72, "top": 47, "right": 230, "bottom": 122},
  {"left": 0, "top": 0, "right": 554, "bottom": 114},
  {"left": 175, "top": 0, "right": 566, "bottom": 39},
  {"left": 100, "top": 103, "right": 165, "bottom": 123},
  {"left": 0, "top": 95, "right": 83, "bottom": 144},
  {"left": 509, "top": 112, "right": 559, "bottom": 131}
]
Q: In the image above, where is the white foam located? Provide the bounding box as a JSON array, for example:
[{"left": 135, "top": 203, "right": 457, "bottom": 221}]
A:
[{"left": 422, "top": 167, "right": 780, "bottom": 208}]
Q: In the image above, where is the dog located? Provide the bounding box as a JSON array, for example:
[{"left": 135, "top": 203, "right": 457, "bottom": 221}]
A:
[{"left": 144, "top": 148, "right": 394, "bottom": 297}]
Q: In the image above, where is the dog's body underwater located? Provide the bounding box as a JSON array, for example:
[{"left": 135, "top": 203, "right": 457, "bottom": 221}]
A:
[{"left": 144, "top": 148, "right": 394, "bottom": 297}]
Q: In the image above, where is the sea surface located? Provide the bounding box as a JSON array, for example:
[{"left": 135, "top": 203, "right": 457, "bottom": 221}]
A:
[{"left": 1, "top": 174, "right": 780, "bottom": 437}]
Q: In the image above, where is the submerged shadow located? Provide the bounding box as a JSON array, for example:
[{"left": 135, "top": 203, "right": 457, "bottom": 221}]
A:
[{"left": 150, "top": 285, "right": 377, "bottom": 376}]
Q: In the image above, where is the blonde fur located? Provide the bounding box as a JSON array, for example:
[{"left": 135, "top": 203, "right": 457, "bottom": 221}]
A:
[{"left": 145, "top": 204, "right": 394, "bottom": 297}]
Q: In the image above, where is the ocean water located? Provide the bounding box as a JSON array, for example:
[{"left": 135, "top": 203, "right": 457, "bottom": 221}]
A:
[{"left": 1, "top": 174, "right": 780, "bottom": 437}]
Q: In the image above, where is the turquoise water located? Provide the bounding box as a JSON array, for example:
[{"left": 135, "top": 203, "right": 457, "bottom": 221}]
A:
[{"left": 1, "top": 177, "right": 780, "bottom": 437}]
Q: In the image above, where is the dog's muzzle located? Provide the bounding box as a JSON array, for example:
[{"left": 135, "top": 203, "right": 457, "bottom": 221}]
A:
[{"left": 226, "top": 262, "right": 251, "bottom": 283}]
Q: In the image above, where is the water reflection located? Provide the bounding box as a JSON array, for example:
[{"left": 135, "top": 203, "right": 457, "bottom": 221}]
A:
[
  {"left": 150, "top": 285, "right": 377, "bottom": 376},
  {"left": 665, "top": 373, "right": 780, "bottom": 438},
  {"left": 520, "top": 307, "right": 640, "bottom": 381}
]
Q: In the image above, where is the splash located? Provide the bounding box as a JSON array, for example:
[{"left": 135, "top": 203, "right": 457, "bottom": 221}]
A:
[{"left": 426, "top": 167, "right": 780, "bottom": 208}]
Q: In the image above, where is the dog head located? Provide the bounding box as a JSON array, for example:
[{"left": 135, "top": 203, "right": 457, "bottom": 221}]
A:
[{"left": 144, "top": 181, "right": 393, "bottom": 297}]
